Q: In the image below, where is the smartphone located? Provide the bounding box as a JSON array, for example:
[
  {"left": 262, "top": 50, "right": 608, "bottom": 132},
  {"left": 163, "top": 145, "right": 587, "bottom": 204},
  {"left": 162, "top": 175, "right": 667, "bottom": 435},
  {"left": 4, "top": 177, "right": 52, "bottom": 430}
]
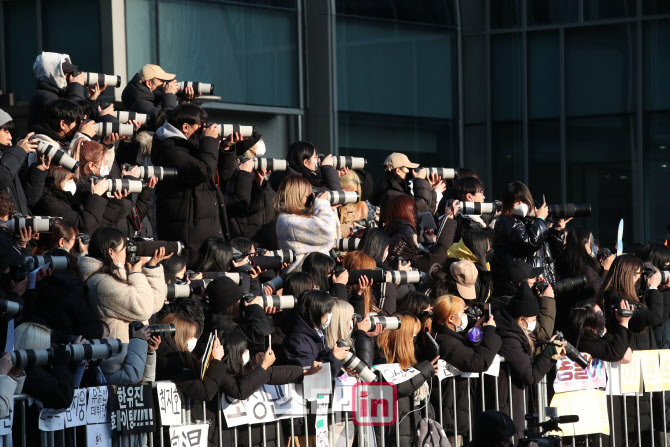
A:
[
  {"left": 483, "top": 303, "right": 491, "bottom": 319},
  {"left": 264, "top": 334, "right": 272, "bottom": 352},
  {"left": 422, "top": 327, "right": 440, "bottom": 358}
]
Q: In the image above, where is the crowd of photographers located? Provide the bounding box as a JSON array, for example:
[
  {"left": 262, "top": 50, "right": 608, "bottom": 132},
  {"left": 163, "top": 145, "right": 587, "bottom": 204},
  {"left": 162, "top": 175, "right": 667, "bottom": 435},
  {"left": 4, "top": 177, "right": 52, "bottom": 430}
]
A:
[{"left": 0, "top": 51, "right": 662, "bottom": 447}]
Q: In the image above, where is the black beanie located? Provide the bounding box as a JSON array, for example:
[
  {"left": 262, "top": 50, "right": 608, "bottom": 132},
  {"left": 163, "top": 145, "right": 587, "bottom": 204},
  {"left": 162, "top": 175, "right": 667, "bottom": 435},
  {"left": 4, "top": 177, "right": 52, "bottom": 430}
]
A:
[
  {"left": 506, "top": 282, "right": 539, "bottom": 318},
  {"left": 473, "top": 410, "right": 516, "bottom": 445},
  {"left": 206, "top": 277, "right": 243, "bottom": 314},
  {"left": 232, "top": 130, "right": 262, "bottom": 156}
]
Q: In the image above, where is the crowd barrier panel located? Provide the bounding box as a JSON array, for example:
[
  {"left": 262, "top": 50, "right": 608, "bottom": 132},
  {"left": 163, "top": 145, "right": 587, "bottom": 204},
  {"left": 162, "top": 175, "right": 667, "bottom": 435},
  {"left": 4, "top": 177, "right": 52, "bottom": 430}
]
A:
[{"left": 6, "top": 352, "right": 670, "bottom": 447}]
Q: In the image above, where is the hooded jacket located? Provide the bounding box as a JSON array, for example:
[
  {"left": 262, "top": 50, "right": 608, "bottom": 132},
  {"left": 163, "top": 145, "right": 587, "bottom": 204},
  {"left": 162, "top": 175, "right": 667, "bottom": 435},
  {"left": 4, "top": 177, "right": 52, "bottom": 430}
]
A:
[
  {"left": 121, "top": 73, "right": 179, "bottom": 130},
  {"left": 374, "top": 174, "right": 435, "bottom": 227},
  {"left": 446, "top": 239, "right": 493, "bottom": 302},
  {"left": 0, "top": 143, "right": 47, "bottom": 215},
  {"left": 28, "top": 52, "right": 88, "bottom": 126},
  {"left": 78, "top": 256, "right": 166, "bottom": 343}
]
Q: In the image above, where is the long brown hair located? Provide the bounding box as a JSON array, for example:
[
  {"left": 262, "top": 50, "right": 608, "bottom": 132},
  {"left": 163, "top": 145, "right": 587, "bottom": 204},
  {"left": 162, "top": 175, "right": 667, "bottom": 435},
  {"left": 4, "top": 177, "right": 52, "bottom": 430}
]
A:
[
  {"left": 273, "top": 175, "right": 313, "bottom": 217},
  {"left": 72, "top": 139, "right": 107, "bottom": 180},
  {"left": 343, "top": 251, "right": 377, "bottom": 314},
  {"left": 377, "top": 314, "right": 420, "bottom": 369},
  {"left": 384, "top": 194, "right": 417, "bottom": 230},
  {"left": 432, "top": 295, "right": 465, "bottom": 331},
  {"left": 597, "top": 254, "right": 643, "bottom": 305},
  {"left": 161, "top": 314, "right": 198, "bottom": 353}
]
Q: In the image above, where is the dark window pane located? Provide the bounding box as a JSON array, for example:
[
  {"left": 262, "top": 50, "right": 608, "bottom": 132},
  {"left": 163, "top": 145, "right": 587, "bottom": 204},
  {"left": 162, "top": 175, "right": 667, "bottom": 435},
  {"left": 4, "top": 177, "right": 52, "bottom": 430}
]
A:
[
  {"left": 492, "top": 34, "right": 523, "bottom": 121},
  {"left": 528, "top": 0, "right": 580, "bottom": 25},
  {"left": 584, "top": 0, "right": 636, "bottom": 20},
  {"left": 338, "top": 112, "right": 457, "bottom": 181},
  {"left": 643, "top": 0, "right": 670, "bottom": 15},
  {"left": 336, "top": 0, "right": 457, "bottom": 26},
  {"left": 566, "top": 116, "right": 634, "bottom": 246},
  {"left": 464, "top": 124, "right": 491, "bottom": 193},
  {"left": 461, "top": 0, "right": 486, "bottom": 33},
  {"left": 529, "top": 32, "right": 559, "bottom": 119},
  {"left": 126, "top": 0, "right": 157, "bottom": 77},
  {"left": 3, "top": 1, "right": 38, "bottom": 101},
  {"left": 490, "top": 0, "right": 522, "bottom": 29},
  {"left": 491, "top": 122, "right": 524, "bottom": 198},
  {"left": 157, "top": 0, "right": 299, "bottom": 108},
  {"left": 528, "top": 121, "right": 562, "bottom": 203},
  {"left": 42, "top": 0, "right": 102, "bottom": 73},
  {"left": 566, "top": 25, "right": 633, "bottom": 116},
  {"left": 337, "top": 17, "right": 456, "bottom": 119},
  {"left": 644, "top": 113, "right": 670, "bottom": 242},
  {"left": 644, "top": 20, "right": 670, "bottom": 111}
]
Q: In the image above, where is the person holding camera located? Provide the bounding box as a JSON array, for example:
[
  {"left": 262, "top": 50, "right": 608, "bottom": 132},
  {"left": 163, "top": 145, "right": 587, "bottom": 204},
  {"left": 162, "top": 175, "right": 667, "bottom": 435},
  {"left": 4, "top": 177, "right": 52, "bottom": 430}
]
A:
[
  {"left": 122, "top": 64, "right": 196, "bottom": 130},
  {"left": 635, "top": 242, "right": 670, "bottom": 349},
  {"left": 0, "top": 109, "right": 48, "bottom": 216},
  {"left": 342, "top": 250, "right": 398, "bottom": 316},
  {"left": 570, "top": 300, "right": 632, "bottom": 362},
  {"left": 489, "top": 283, "right": 566, "bottom": 438},
  {"left": 491, "top": 181, "right": 566, "bottom": 297},
  {"left": 270, "top": 141, "right": 343, "bottom": 194},
  {"left": 274, "top": 175, "right": 338, "bottom": 272},
  {"left": 440, "top": 176, "right": 490, "bottom": 241},
  {"left": 445, "top": 229, "right": 494, "bottom": 303},
  {"left": 29, "top": 52, "right": 90, "bottom": 127},
  {"left": 78, "top": 227, "right": 168, "bottom": 343},
  {"left": 431, "top": 294, "right": 501, "bottom": 446}
]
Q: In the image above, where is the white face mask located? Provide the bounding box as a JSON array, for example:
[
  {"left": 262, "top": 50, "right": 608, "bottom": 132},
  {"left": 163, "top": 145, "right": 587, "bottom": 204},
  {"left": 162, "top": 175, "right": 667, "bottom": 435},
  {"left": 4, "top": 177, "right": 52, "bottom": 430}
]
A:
[
  {"left": 512, "top": 203, "right": 529, "bottom": 218},
  {"left": 524, "top": 319, "right": 537, "bottom": 334},
  {"left": 454, "top": 314, "right": 469, "bottom": 333},
  {"left": 62, "top": 180, "right": 77, "bottom": 195},
  {"left": 253, "top": 140, "right": 266, "bottom": 157},
  {"left": 242, "top": 350, "right": 250, "bottom": 366},
  {"left": 321, "top": 313, "right": 332, "bottom": 330},
  {"left": 187, "top": 338, "right": 197, "bottom": 352},
  {"left": 99, "top": 164, "right": 110, "bottom": 177}
]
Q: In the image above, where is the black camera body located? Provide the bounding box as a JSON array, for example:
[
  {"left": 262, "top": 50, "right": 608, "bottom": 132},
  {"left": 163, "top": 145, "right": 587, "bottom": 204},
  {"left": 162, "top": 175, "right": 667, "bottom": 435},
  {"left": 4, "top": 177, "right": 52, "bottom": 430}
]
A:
[
  {"left": 465, "top": 302, "right": 491, "bottom": 320},
  {"left": 555, "top": 330, "right": 589, "bottom": 369}
]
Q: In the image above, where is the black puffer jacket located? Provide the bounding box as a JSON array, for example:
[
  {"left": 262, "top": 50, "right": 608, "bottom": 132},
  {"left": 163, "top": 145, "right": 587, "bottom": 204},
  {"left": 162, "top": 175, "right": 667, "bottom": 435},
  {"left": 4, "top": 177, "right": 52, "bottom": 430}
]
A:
[
  {"left": 34, "top": 186, "right": 108, "bottom": 234},
  {"left": 487, "top": 309, "right": 556, "bottom": 438},
  {"left": 575, "top": 324, "right": 631, "bottom": 362},
  {"left": 491, "top": 215, "right": 564, "bottom": 296},
  {"left": 228, "top": 177, "right": 277, "bottom": 249},
  {"left": 386, "top": 217, "right": 457, "bottom": 273},
  {"left": 431, "top": 322, "right": 502, "bottom": 437},
  {"left": 0, "top": 144, "right": 48, "bottom": 215},
  {"left": 603, "top": 289, "right": 662, "bottom": 351},
  {"left": 121, "top": 74, "right": 179, "bottom": 130},
  {"left": 374, "top": 174, "right": 435, "bottom": 227},
  {"left": 28, "top": 80, "right": 87, "bottom": 127}
]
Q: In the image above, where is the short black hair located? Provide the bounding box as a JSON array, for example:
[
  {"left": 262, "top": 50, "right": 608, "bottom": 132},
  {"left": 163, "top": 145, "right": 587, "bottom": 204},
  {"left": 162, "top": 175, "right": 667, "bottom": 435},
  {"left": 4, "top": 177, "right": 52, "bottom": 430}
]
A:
[
  {"left": 0, "top": 120, "right": 15, "bottom": 133},
  {"left": 42, "top": 99, "right": 83, "bottom": 133},
  {"left": 452, "top": 176, "right": 485, "bottom": 201},
  {"left": 167, "top": 104, "right": 208, "bottom": 129},
  {"left": 297, "top": 290, "right": 334, "bottom": 329}
]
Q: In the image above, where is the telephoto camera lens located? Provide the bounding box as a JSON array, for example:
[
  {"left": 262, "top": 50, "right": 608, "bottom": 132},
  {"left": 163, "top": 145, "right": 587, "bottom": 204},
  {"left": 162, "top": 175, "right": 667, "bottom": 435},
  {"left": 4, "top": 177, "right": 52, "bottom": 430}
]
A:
[
  {"left": 212, "top": 124, "right": 254, "bottom": 138},
  {"left": 555, "top": 331, "right": 589, "bottom": 369},
  {"left": 386, "top": 270, "right": 424, "bottom": 284},
  {"left": 83, "top": 72, "right": 121, "bottom": 88},
  {"left": 125, "top": 239, "right": 184, "bottom": 263},
  {"left": 265, "top": 249, "right": 295, "bottom": 264},
  {"left": 263, "top": 275, "right": 284, "bottom": 294},
  {"left": 368, "top": 315, "right": 402, "bottom": 330},
  {"left": 546, "top": 203, "right": 591, "bottom": 219},
  {"left": 95, "top": 122, "right": 136, "bottom": 138},
  {"left": 115, "top": 111, "right": 147, "bottom": 125},
  {"left": 0, "top": 298, "right": 22, "bottom": 318},
  {"left": 93, "top": 177, "right": 144, "bottom": 195},
  {"left": 65, "top": 339, "right": 123, "bottom": 363},
  {"left": 336, "top": 238, "right": 361, "bottom": 252},
  {"left": 259, "top": 295, "right": 297, "bottom": 309},
  {"left": 551, "top": 275, "right": 588, "bottom": 295},
  {"left": 122, "top": 164, "right": 179, "bottom": 181},
  {"left": 10, "top": 349, "right": 53, "bottom": 368},
  {"left": 347, "top": 269, "right": 385, "bottom": 285},
  {"left": 424, "top": 167, "right": 456, "bottom": 179},
  {"left": 460, "top": 201, "right": 502, "bottom": 216},
  {"left": 250, "top": 256, "right": 283, "bottom": 271},
  {"left": 22, "top": 255, "right": 69, "bottom": 273},
  {"left": 329, "top": 156, "right": 367, "bottom": 170},
  {"left": 189, "top": 279, "right": 213, "bottom": 294},
  {"left": 87, "top": 339, "right": 123, "bottom": 352},
  {"left": 35, "top": 141, "right": 79, "bottom": 173},
  {"left": 166, "top": 284, "right": 192, "bottom": 299},
  {"left": 199, "top": 272, "right": 241, "bottom": 284},
  {"left": 252, "top": 158, "right": 287, "bottom": 172},
  {"left": 145, "top": 324, "right": 176, "bottom": 338},
  {"left": 337, "top": 339, "right": 376, "bottom": 382},
  {"left": 324, "top": 191, "right": 360, "bottom": 205},
  {"left": 177, "top": 81, "right": 214, "bottom": 95},
  {"left": 5, "top": 216, "right": 53, "bottom": 234}
]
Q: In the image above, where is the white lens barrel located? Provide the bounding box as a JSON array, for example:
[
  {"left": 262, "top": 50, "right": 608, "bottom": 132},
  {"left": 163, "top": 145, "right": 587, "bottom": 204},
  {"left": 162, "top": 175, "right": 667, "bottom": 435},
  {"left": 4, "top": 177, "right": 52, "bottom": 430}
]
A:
[
  {"left": 177, "top": 81, "right": 214, "bottom": 95},
  {"left": 115, "top": 111, "right": 147, "bottom": 125},
  {"left": 424, "top": 167, "right": 456, "bottom": 179},
  {"left": 84, "top": 73, "right": 121, "bottom": 88},
  {"left": 325, "top": 191, "right": 359, "bottom": 205}
]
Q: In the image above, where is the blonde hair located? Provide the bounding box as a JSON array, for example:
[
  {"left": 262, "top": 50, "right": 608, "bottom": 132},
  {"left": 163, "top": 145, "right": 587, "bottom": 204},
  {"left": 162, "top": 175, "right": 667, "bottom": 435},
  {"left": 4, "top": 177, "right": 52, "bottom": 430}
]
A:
[
  {"left": 15, "top": 322, "right": 51, "bottom": 350},
  {"left": 338, "top": 170, "right": 366, "bottom": 225},
  {"left": 432, "top": 295, "right": 466, "bottom": 331},
  {"left": 343, "top": 251, "right": 377, "bottom": 314},
  {"left": 325, "top": 299, "right": 354, "bottom": 349},
  {"left": 161, "top": 314, "right": 197, "bottom": 353},
  {"left": 377, "top": 314, "right": 420, "bottom": 369},
  {"left": 273, "top": 175, "right": 313, "bottom": 217},
  {"left": 340, "top": 170, "right": 362, "bottom": 195}
]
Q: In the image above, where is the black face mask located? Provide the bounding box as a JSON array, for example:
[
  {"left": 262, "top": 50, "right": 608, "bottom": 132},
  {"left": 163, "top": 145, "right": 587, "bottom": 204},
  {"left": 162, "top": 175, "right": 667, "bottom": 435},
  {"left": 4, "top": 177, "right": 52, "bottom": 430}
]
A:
[{"left": 188, "top": 126, "right": 203, "bottom": 145}]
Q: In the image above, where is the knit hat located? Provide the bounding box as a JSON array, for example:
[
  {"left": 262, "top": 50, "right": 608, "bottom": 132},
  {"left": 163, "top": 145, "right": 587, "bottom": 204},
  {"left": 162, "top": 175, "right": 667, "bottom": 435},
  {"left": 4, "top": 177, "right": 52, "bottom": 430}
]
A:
[
  {"left": 506, "top": 283, "right": 539, "bottom": 318},
  {"left": 473, "top": 410, "right": 516, "bottom": 445},
  {"left": 507, "top": 259, "right": 543, "bottom": 284},
  {"left": 449, "top": 260, "right": 477, "bottom": 300},
  {"left": 206, "top": 277, "right": 244, "bottom": 314},
  {"left": 0, "top": 109, "right": 12, "bottom": 128}
]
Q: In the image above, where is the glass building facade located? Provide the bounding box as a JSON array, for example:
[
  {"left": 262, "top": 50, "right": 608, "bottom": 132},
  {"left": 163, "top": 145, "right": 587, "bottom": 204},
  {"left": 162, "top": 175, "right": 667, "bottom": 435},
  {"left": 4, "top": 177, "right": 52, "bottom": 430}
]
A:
[{"left": 0, "top": 0, "right": 668, "bottom": 244}]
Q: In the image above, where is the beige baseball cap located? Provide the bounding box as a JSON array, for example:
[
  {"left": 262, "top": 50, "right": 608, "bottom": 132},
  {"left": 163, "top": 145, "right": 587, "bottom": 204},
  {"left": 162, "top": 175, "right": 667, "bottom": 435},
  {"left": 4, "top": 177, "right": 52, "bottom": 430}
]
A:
[
  {"left": 139, "top": 64, "right": 176, "bottom": 82},
  {"left": 384, "top": 153, "right": 420, "bottom": 171},
  {"left": 450, "top": 260, "right": 478, "bottom": 300}
]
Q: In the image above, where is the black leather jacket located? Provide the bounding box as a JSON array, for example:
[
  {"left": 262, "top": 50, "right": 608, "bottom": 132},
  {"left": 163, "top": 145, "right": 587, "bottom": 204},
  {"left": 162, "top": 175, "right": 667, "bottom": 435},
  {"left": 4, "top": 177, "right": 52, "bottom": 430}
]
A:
[{"left": 491, "top": 215, "right": 565, "bottom": 296}]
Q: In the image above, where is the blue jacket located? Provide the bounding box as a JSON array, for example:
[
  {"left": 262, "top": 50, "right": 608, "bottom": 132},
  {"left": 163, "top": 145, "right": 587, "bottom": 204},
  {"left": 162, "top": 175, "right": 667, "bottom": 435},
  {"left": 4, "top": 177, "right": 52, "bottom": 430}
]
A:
[{"left": 281, "top": 312, "right": 342, "bottom": 379}]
